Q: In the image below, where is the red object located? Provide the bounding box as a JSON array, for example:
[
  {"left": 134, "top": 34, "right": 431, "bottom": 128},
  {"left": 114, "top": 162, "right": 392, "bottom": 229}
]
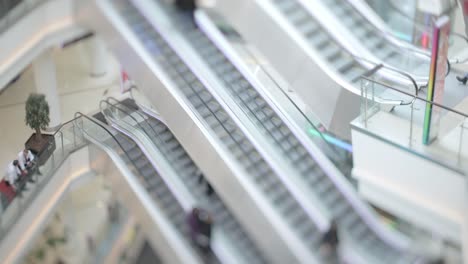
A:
[
  {"left": 422, "top": 33, "right": 429, "bottom": 49},
  {"left": 0, "top": 180, "right": 16, "bottom": 202},
  {"left": 463, "top": 0, "right": 468, "bottom": 16},
  {"left": 120, "top": 69, "right": 134, "bottom": 93},
  {"left": 122, "top": 70, "right": 129, "bottom": 82}
]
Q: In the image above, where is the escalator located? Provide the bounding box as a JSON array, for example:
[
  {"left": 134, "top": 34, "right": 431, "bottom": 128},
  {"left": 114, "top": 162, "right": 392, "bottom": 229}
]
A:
[
  {"left": 193, "top": 9, "right": 353, "bottom": 177},
  {"left": 75, "top": 113, "right": 211, "bottom": 264},
  {"left": 210, "top": 0, "right": 420, "bottom": 140},
  {"left": 82, "top": 0, "right": 329, "bottom": 262},
  {"left": 311, "top": 0, "right": 432, "bottom": 79},
  {"left": 269, "top": 0, "right": 425, "bottom": 87},
  {"left": 132, "top": 1, "right": 435, "bottom": 263},
  {"left": 101, "top": 97, "right": 269, "bottom": 264}
]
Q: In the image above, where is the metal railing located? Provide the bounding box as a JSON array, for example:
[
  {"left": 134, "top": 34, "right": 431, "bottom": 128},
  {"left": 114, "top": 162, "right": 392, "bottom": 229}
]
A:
[
  {"left": 100, "top": 98, "right": 185, "bottom": 186},
  {"left": 73, "top": 112, "right": 142, "bottom": 175},
  {"left": 359, "top": 75, "right": 468, "bottom": 174},
  {"left": 100, "top": 98, "right": 159, "bottom": 144},
  {"left": 0, "top": 117, "right": 87, "bottom": 242}
]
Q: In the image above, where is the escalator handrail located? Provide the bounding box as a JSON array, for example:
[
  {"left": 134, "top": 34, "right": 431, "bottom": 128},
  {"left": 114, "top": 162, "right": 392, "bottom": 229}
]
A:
[
  {"left": 297, "top": 0, "right": 437, "bottom": 83},
  {"left": 73, "top": 113, "right": 204, "bottom": 264},
  {"left": 345, "top": 0, "right": 452, "bottom": 76},
  {"left": 100, "top": 98, "right": 184, "bottom": 180},
  {"left": 290, "top": 0, "right": 430, "bottom": 90},
  {"left": 130, "top": 92, "right": 167, "bottom": 125},
  {"left": 129, "top": 88, "right": 166, "bottom": 124},
  {"left": 353, "top": 55, "right": 420, "bottom": 96},
  {"left": 101, "top": 98, "right": 202, "bottom": 211},
  {"left": 102, "top": 97, "right": 172, "bottom": 162},
  {"left": 196, "top": 12, "right": 351, "bottom": 160},
  {"left": 100, "top": 98, "right": 157, "bottom": 141},
  {"left": 73, "top": 112, "right": 142, "bottom": 178},
  {"left": 103, "top": 97, "right": 270, "bottom": 263},
  {"left": 362, "top": 76, "right": 468, "bottom": 118}
]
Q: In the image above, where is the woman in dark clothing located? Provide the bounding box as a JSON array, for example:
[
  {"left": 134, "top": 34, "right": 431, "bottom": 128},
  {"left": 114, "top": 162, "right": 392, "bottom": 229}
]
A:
[{"left": 187, "top": 207, "right": 213, "bottom": 253}]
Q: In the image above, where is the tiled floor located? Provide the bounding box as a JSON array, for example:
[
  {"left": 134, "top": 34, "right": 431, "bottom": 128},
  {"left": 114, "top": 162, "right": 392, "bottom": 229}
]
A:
[{"left": 0, "top": 37, "right": 124, "bottom": 172}]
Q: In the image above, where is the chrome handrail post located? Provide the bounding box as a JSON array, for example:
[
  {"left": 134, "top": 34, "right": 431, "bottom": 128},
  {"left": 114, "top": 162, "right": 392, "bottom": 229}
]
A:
[
  {"left": 458, "top": 118, "right": 466, "bottom": 164},
  {"left": 409, "top": 100, "right": 414, "bottom": 147},
  {"left": 364, "top": 79, "right": 369, "bottom": 128}
]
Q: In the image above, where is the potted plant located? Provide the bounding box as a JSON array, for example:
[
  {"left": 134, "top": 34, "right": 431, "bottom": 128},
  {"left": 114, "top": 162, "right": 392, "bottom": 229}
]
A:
[{"left": 24, "top": 93, "right": 56, "bottom": 166}]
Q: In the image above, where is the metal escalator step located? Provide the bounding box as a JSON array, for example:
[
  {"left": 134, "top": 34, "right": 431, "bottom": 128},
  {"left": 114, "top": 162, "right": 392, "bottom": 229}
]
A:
[
  {"left": 345, "top": 68, "right": 367, "bottom": 83},
  {"left": 309, "top": 33, "right": 329, "bottom": 48},
  {"left": 290, "top": 9, "right": 311, "bottom": 26},
  {"left": 275, "top": 0, "right": 299, "bottom": 14}
]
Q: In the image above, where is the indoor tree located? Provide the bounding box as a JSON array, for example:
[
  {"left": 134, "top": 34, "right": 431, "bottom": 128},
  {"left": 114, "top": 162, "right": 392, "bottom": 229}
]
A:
[{"left": 25, "top": 93, "right": 50, "bottom": 141}]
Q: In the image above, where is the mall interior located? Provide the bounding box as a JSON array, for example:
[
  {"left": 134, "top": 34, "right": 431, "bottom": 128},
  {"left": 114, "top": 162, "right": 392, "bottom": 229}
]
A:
[{"left": 0, "top": 0, "right": 467, "bottom": 263}]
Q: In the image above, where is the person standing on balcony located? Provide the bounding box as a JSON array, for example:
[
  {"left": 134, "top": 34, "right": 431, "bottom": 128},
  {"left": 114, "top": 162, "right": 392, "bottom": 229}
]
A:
[
  {"left": 17, "top": 148, "right": 37, "bottom": 183},
  {"left": 5, "top": 160, "right": 23, "bottom": 190},
  {"left": 17, "top": 148, "right": 35, "bottom": 172}
]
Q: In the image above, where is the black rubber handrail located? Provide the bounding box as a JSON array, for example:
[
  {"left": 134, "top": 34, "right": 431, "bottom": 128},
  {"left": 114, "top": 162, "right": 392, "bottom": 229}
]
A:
[
  {"left": 354, "top": 55, "right": 420, "bottom": 96},
  {"left": 101, "top": 98, "right": 188, "bottom": 174},
  {"left": 106, "top": 97, "right": 161, "bottom": 138},
  {"left": 362, "top": 75, "right": 468, "bottom": 118},
  {"left": 100, "top": 98, "right": 176, "bottom": 163},
  {"left": 100, "top": 98, "right": 154, "bottom": 138},
  {"left": 73, "top": 112, "right": 142, "bottom": 176},
  {"left": 239, "top": 44, "right": 351, "bottom": 158}
]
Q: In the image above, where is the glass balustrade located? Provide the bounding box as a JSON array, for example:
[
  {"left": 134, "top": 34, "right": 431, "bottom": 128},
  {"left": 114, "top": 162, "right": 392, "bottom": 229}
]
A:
[
  {"left": 0, "top": 117, "right": 87, "bottom": 243},
  {"left": 359, "top": 74, "right": 468, "bottom": 174}
]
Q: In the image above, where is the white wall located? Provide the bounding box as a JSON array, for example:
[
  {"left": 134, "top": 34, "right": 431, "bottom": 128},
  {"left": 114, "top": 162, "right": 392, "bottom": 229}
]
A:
[{"left": 352, "top": 126, "right": 466, "bottom": 243}]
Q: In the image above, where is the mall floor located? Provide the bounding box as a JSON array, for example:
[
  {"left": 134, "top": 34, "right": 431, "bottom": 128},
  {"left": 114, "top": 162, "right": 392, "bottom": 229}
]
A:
[{"left": 0, "top": 37, "right": 125, "bottom": 175}]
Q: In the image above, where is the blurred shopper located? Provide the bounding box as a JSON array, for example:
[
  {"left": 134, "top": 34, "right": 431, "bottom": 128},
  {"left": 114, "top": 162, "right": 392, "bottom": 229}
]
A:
[
  {"left": 187, "top": 207, "right": 213, "bottom": 253},
  {"left": 17, "top": 148, "right": 35, "bottom": 172},
  {"left": 320, "top": 221, "right": 339, "bottom": 262},
  {"left": 5, "top": 160, "right": 23, "bottom": 190},
  {"left": 196, "top": 169, "right": 214, "bottom": 197},
  {"left": 17, "top": 148, "right": 37, "bottom": 182},
  {"left": 175, "top": 0, "right": 196, "bottom": 11}
]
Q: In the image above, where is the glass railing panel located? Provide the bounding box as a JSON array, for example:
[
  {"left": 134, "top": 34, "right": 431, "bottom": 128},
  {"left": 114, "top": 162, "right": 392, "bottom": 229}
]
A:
[
  {"left": 0, "top": 118, "right": 87, "bottom": 244},
  {"left": 357, "top": 75, "right": 468, "bottom": 174}
]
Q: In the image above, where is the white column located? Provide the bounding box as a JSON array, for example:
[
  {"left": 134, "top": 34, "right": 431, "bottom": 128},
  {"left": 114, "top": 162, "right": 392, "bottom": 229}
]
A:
[
  {"left": 33, "top": 49, "right": 61, "bottom": 128},
  {"left": 89, "top": 36, "right": 108, "bottom": 77}
]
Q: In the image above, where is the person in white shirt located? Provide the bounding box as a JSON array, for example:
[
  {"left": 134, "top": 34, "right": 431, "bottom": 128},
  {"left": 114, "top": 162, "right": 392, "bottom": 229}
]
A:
[
  {"left": 5, "top": 160, "right": 21, "bottom": 189},
  {"left": 18, "top": 149, "right": 35, "bottom": 172}
]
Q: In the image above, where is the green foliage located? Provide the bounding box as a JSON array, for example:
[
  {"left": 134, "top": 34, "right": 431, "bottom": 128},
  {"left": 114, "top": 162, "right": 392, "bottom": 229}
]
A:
[
  {"left": 35, "top": 248, "right": 45, "bottom": 260},
  {"left": 25, "top": 93, "right": 50, "bottom": 132}
]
